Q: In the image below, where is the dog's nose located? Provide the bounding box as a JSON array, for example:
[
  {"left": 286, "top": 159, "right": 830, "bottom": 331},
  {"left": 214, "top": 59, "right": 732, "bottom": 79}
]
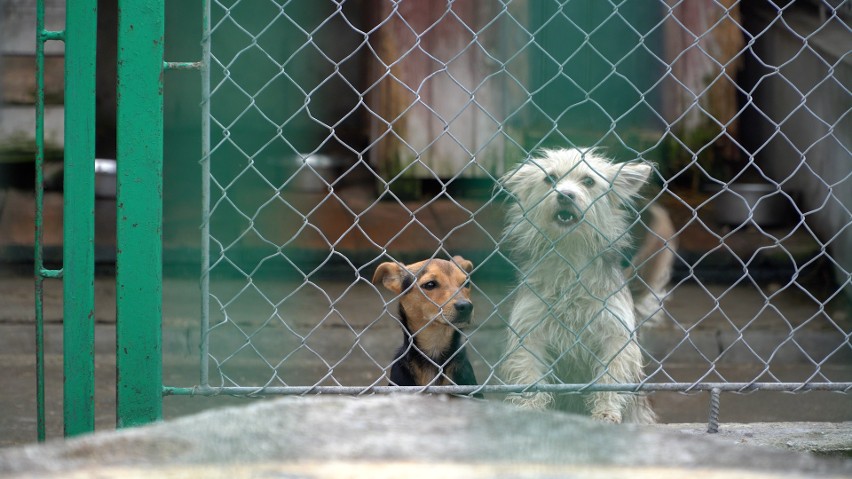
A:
[
  {"left": 454, "top": 300, "right": 473, "bottom": 316},
  {"left": 557, "top": 191, "right": 575, "bottom": 204}
]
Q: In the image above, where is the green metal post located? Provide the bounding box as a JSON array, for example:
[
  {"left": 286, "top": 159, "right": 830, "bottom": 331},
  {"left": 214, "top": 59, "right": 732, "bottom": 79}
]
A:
[
  {"left": 34, "top": 0, "right": 55, "bottom": 442},
  {"left": 62, "top": 0, "right": 98, "bottom": 437},
  {"left": 116, "top": 0, "right": 165, "bottom": 427}
]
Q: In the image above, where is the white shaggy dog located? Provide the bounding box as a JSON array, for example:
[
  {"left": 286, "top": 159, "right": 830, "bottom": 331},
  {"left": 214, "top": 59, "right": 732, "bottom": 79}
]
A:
[{"left": 499, "top": 148, "right": 665, "bottom": 424}]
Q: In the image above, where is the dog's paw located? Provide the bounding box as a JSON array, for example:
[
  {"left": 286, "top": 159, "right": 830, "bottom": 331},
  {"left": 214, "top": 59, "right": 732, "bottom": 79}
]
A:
[
  {"left": 506, "top": 392, "right": 553, "bottom": 410},
  {"left": 591, "top": 410, "right": 623, "bottom": 424}
]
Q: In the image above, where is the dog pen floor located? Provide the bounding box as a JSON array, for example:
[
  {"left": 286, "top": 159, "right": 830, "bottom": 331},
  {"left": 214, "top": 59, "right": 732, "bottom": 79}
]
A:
[
  {"left": 2, "top": 187, "right": 850, "bottom": 446},
  {"left": 1, "top": 274, "right": 849, "bottom": 447}
]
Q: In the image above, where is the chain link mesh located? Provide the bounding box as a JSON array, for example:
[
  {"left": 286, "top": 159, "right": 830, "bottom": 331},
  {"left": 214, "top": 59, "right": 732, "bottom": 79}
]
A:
[{"left": 195, "top": 0, "right": 851, "bottom": 401}]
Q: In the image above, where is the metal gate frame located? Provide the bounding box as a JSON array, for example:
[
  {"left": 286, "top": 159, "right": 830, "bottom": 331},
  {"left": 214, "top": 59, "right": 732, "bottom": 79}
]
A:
[
  {"left": 34, "top": 0, "right": 97, "bottom": 440},
  {"left": 114, "top": 0, "right": 165, "bottom": 429},
  {"left": 33, "top": 0, "right": 166, "bottom": 438}
]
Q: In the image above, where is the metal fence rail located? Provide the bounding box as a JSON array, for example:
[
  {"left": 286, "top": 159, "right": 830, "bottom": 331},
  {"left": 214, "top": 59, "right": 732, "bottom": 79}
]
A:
[{"left": 185, "top": 0, "right": 851, "bottom": 417}]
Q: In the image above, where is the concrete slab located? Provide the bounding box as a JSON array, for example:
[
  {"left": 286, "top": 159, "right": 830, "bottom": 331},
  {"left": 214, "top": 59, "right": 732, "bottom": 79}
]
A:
[
  {"left": 658, "top": 422, "right": 852, "bottom": 456},
  {"left": 0, "top": 396, "right": 850, "bottom": 478}
]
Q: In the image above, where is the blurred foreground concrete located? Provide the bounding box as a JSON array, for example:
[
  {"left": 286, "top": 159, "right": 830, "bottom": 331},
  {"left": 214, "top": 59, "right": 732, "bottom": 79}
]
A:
[{"left": 0, "top": 396, "right": 850, "bottom": 479}]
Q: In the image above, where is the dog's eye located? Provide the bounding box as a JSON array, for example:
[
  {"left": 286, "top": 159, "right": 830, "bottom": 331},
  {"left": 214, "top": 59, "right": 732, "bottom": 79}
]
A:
[
  {"left": 462, "top": 280, "right": 471, "bottom": 289},
  {"left": 421, "top": 281, "right": 437, "bottom": 290},
  {"left": 581, "top": 176, "right": 596, "bottom": 187},
  {"left": 544, "top": 173, "right": 559, "bottom": 186}
]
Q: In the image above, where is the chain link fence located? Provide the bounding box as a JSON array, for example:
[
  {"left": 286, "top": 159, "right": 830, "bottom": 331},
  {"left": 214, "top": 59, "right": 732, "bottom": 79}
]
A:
[{"left": 189, "top": 0, "right": 851, "bottom": 410}]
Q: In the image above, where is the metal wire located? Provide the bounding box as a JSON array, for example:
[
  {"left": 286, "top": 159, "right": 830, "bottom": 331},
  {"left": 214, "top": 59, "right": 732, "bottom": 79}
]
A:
[
  {"left": 192, "top": 0, "right": 852, "bottom": 412},
  {"left": 162, "top": 382, "right": 852, "bottom": 397}
]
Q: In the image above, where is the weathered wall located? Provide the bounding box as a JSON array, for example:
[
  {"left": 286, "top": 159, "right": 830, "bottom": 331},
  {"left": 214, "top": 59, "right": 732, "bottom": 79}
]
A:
[
  {"left": 0, "top": 0, "right": 66, "bottom": 148},
  {"left": 742, "top": 4, "right": 852, "bottom": 298}
]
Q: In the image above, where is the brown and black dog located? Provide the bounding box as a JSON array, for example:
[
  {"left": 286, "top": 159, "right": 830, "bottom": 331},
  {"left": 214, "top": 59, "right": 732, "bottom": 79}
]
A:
[{"left": 373, "top": 256, "right": 481, "bottom": 397}]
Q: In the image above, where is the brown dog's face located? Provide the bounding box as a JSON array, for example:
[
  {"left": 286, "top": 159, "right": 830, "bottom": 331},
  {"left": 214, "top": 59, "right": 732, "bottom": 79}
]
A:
[{"left": 372, "top": 256, "right": 474, "bottom": 331}]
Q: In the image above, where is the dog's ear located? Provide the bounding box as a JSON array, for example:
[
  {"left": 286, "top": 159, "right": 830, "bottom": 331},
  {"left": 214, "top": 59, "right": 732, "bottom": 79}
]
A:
[
  {"left": 452, "top": 255, "right": 474, "bottom": 273},
  {"left": 613, "top": 162, "right": 652, "bottom": 198},
  {"left": 372, "top": 262, "right": 408, "bottom": 294}
]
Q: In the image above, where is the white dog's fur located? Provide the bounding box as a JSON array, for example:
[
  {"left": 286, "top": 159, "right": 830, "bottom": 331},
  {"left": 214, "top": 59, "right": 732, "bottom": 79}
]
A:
[{"left": 499, "top": 148, "right": 668, "bottom": 424}]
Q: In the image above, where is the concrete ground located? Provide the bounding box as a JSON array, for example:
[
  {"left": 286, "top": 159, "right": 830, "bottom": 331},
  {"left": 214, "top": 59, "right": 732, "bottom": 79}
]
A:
[{"left": 1, "top": 396, "right": 850, "bottom": 478}]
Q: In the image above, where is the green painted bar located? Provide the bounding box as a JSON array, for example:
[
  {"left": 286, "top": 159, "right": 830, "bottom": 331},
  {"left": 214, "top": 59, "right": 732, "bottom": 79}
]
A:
[
  {"left": 34, "top": 0, "right": 49, "bottom": 441},
  {"left": 62, "top": 0, "right": 97, "bottom": 437},
  {"left": 39, "top": 268, "right": 63, "bottom": 279},
  {"left": 116, "top": 0, "right": 165, "bottom": 427}
]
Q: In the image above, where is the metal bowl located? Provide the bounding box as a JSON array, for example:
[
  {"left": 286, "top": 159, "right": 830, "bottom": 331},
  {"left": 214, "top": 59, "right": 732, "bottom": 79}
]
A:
[
  {"left": 708, "top": 182, "right": 798, "bottom": 227},
  {"left": 287, "top": 154, "right": 345, "bottom": 192},
  {"left": 95, "top": 158, "right": 117, "bottom": 198}
]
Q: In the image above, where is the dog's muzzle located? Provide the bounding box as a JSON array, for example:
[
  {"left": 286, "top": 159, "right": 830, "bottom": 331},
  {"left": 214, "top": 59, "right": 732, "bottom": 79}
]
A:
[
  {"left": 452, "top": 300, "right": 473, "bottom": 325},
  {"left": 554, "top": 192, "right": 579, "bottom": 226}
]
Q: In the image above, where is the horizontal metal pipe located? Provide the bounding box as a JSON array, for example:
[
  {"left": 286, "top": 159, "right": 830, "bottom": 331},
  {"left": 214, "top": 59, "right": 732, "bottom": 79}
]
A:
[
  {"left": 38, "top": 268, "right": 63, "bottom": 279},
  {"left": 163, "top": 382, "right": 852, "bottom": 397},
  {"left": 40, "top": 30, "right": 65, "bottom": 42},
  {"left": 163, "top": 61, "right": 202, "bottom": 71}
]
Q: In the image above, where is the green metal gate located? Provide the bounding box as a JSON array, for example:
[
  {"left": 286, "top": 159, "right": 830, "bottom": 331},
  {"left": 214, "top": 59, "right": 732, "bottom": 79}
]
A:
[
  {"left": 34, "top": 0, "right": 97, "bottom": 439},
  {"left": 34, "top": 0, "right": 165, "bottom": 439}
]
